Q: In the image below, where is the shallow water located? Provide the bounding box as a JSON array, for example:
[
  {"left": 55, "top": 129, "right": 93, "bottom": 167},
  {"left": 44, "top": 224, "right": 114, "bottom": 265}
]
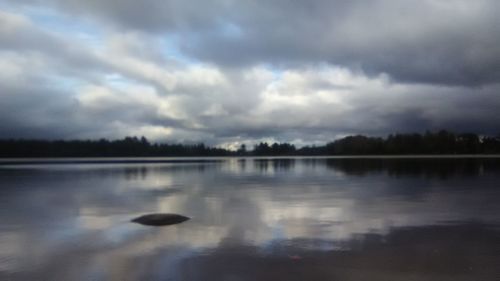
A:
[{"left": 0, "top": 157, "right": 499, "bottom": 280}]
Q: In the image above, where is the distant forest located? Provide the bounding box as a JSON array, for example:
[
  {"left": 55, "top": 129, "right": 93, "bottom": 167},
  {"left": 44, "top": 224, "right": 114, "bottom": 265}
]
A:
[{"left": 1, "top": 130, "right": 500, "bottom": 157}]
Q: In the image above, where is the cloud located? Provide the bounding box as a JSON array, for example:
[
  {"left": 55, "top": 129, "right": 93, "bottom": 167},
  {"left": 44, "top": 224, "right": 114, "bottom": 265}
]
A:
[
  {"left": 183, "top": 0, "right": 500, "bottom": 86},
  {"left": 11, "top": 0, "right": 500, "bottom": 86},
  {"left": 1, "top": 3, "right": 500, "bottom": 145}
]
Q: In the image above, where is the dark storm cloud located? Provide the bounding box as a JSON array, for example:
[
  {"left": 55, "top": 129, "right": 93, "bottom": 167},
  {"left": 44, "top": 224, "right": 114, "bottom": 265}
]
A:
[
  {"left": 0, "top": 77, "right": 81, "bottom": 139},
  {"left": 183, "top": 0, "right": 500, "bottom": 86},
  {"left": 12, "top": 0, "right": 500, "bottom": 86}
]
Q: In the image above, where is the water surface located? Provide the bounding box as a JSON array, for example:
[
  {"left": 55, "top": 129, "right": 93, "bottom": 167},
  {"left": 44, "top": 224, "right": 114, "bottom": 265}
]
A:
[{"left": 1, "top": 157, "right": 499, "bottom": 280}]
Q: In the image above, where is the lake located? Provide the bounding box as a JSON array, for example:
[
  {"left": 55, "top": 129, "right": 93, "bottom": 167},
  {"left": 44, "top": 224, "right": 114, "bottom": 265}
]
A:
[{"left": 1, "top": 157, "right": 499, "bottom": 280}]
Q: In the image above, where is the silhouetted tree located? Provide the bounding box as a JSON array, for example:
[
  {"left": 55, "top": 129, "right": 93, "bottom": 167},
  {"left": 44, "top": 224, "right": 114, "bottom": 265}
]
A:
[
  {"left": 1, "top": 130, "right": 499, "bottom": 157},
  {"left": 237, "top": 144, "right": 247, "bottom": 156}
]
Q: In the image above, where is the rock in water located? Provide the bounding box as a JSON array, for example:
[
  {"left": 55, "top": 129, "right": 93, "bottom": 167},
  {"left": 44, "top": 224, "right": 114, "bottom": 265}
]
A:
[{"left": 131, "top": 213, "right": 190, "bottom": 226}]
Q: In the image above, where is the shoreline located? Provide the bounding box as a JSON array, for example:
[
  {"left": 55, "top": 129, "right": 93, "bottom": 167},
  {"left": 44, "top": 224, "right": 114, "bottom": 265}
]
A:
[{"left": 1, "top": 154, "right": 500, "bottom": 165}]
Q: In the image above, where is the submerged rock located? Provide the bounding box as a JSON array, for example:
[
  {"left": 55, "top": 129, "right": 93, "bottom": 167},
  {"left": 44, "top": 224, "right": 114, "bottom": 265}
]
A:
[{"left": 131, "top": 213, "right": 190, "bottom": 226}]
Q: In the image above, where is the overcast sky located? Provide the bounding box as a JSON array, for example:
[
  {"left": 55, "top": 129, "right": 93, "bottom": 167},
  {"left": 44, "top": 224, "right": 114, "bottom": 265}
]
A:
[{"left": 1, "top": 0, "right": 499, "bottom": 147}]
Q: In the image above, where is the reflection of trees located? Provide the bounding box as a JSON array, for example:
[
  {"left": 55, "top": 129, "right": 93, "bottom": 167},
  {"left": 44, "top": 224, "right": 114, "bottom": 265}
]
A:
[
  {"left": 124, "top": 166, "right": 148, "bottom": 180},
  {"left": 237, "top": 159, "right": 247, "bottom": 171},
  {"left": 322, "top": 158, "right": 500, "bottom": 179},
  {"left": 253, "top": 159, "right": 296, "bottom": 173}
]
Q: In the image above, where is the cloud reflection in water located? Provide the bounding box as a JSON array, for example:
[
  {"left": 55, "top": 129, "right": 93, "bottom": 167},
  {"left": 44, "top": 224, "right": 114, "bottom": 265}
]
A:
[{"left": 0, "top": 157, "right": 499, "bottom": 280}]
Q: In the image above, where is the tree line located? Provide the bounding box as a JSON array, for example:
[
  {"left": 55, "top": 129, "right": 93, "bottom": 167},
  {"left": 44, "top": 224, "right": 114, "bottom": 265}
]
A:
[{"left": 1, "top": 130, "right": 500, "bottom": 157}]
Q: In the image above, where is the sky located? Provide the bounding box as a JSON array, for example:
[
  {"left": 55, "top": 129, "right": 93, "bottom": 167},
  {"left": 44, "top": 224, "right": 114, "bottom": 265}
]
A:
[{"left": 1, "top": 0, "right": 500, "bottom": 148}]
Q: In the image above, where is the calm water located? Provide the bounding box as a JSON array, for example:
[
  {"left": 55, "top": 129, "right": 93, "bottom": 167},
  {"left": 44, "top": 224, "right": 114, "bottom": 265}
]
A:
[{"left": 1, "top": 157, "right": 499, "bottom": 281}]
